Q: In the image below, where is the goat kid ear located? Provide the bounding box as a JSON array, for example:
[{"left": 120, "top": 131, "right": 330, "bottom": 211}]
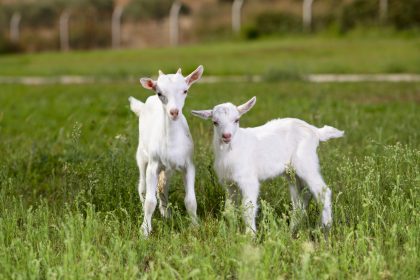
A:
[
  {"left": 237, "top": 96, "right": 257, "bottom": 115},
  {"left": 185, "top": 65, "right": 204, "bottom": 86},
  {"left": 176, "top": 68, "right": 182, "bottom": 75},
  {"left": 139, "top": 78, "right": 157, "bottom": 91},
  {"left": 191, "top": 110, "right": 212, "bottom": 120}
]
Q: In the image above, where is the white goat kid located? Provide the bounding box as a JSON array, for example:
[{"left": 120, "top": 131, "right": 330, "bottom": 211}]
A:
[
  {"left": 191, "top": 97, "right": 343, "bottom": 234},
  {"left": 129, "top": 66, "right": 204, "bottom": 236}
]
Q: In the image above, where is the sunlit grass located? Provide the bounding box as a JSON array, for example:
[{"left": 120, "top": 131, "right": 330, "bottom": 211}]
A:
[{"left": 0, "top": 81, "right": 419, "bottom": 278}]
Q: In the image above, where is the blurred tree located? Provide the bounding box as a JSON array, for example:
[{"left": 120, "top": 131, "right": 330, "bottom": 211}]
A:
[
  {"left": 388, "top": 0, "right": 420, "bottom": 29},
  {"left": 125, "top": 0, "right": 190, "bottom": 21},
  {"left": 0, "top": 0, "right": 57, "bottom": 27},
  {"left": 242, "top": 10, "right": 301, "bottom": 39},
  {"left": 338, "top": 0, "right": 378, "bottom": 32},
  {"left": 126, "top": 0, "right": 173, "bottom": 20},
  {"left": 338, "top": 0, "right": 420, "bottom": 32}
]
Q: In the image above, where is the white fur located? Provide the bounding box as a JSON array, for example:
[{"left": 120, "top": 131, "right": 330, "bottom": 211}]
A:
[
  {"left": 192, "top": 96, "right": 344, "bottom": 234},
  {"left": 129, "top": 66, "right": 204, "bottom": 236}
]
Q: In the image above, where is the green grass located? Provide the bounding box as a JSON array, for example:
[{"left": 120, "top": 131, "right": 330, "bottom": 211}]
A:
[
  {"left": 0, "top": 81, "right": 419, "bottom": 279},
  {"left": 0, "top": 36, "right": 420, "bottom": 77}
]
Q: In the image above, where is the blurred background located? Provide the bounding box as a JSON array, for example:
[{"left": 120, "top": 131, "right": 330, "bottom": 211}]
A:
[{"left": 0, "top": 0, "right": 419, "bottom": 53}]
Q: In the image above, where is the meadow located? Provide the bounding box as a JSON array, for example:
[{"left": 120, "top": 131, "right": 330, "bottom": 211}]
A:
[
  {"left": 0, "top": 36, "right": 420, "bottom": 77},
  {"left": 0, "top": 37, "right": 419, "bottom": 279}
]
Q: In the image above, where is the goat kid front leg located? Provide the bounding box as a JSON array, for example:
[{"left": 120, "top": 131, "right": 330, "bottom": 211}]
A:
[
  {"left": 142, "top": 161, "right": 159, "bottom": 237},
  {"left": 239, "top": 179, "right": 259, "bottom": 235},
  {"left": 184, "top": 160, "right": 198, "bottom": 225}
]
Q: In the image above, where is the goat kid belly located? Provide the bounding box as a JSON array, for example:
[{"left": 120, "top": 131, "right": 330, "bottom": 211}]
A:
[
  {"left": 244, "top": 132, "right": 295, "bottom": 181},
  {"left": 159, "top": 144, "right": 192, "bottom": 170},
  {"left": 255, "top": 148, "right": 292, "bottom": 180}
]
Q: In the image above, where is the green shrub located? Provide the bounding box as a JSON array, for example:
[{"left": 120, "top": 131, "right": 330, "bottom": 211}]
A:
[
  {"left": 0, "top": 35, "right": 23, "bottom": 54},
  {"left": 70, "top": 17, "right": 111, "bottom": 49},
  {"left": 338, "top": 0, "right": 378, "bottom": 33},
  {"left": 257, "top": 11, "right": 301, "bottom": 35},
  {"left": 125, "top": 0, "right": 190, "bottom": 21},
  {"left": 243, "top": 11, "right": 302, "bottom": 39},
  {"left": 388, "top": 0, "right": 420, "bottom": 29},
  {"left": 242, "top": 25, "right": 260, "bottom": 40},
  {"left": 338, "top": 0, "right": 420, "bottom": 33}
]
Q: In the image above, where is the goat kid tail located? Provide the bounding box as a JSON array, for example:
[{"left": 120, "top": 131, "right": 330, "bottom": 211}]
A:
[
  {"left": 128, "top": 96, "right": 144, "bottom": 117},
  {"left": 317, "top": 125, "right": 344, "bottom": 142}
]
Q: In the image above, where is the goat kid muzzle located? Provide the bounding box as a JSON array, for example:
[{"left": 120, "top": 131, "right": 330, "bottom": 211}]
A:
[
  {"left": 221, "top": 132, "right": 232, "bottom": 144},
  {"left": 168, "top": 108, "right": 180, "bottom": 121}
]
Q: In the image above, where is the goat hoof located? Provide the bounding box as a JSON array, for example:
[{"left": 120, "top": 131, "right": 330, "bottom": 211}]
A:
[
  {"left": 141, "top": 223, "right": 152, "bottom": 237},
  {"left": 190, "top": 216, "right": 199, "bottom": 227},
  {"left": 159, "top": 207, "right": 171, "bottom": 218},
  {"left": 245, "top": 227, "right": 256, "bottom": 237}
]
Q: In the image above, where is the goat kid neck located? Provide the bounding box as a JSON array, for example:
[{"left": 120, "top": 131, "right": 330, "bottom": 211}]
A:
[{"left": 158, "top": 104, "right": 189, "bottom": 146}]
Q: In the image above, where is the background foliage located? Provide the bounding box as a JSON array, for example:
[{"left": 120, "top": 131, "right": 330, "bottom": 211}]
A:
[{"left": 0, "top": 0, "right": 419, "bottom": 53}]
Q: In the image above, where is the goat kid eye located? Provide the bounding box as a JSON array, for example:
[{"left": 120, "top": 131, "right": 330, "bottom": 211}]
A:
[
  {"left": 183, "top": 90, "right": 188, "bottom": 94},
  {"left": 235, "top": 119, "right": 239, "bottom": 123},
  {"left": 213, "top": 121, "right": 219, "bottom": 126},
  {"left": 157, "top": 92, "right": 162, "bottom": 97}
]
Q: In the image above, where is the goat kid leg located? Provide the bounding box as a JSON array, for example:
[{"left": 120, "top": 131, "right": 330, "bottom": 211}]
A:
[
  {"left": 289, "top": 180, "right": 305, "bottom": 211},
  {"left": 183, "top": 162, "right": 198, "bottom": 225},
  {"left": 225, "top": 184, "right": 240, "bottom": 209},
  {"left": 289, "top": 182, "right": 304, "bottom": 232},
  {"left": 157, "top": 170, "right": 172, "bottom": 218},
  {"left": 295, "top": 140, "right": 332, "bottom": 231},
  {"left": 137, "top": 155, "right": 147, "bottom": 203},
  {"left": 299, "top": 171, "right": 332, "bottom": 230},
  {"left": 288, "top": 177, "right": 311, "bottom": 232},
  {"left": 142, "top": 161, "right": 159, "bottom": 237},
  {"left": 239, "top": 180, "right": 259, "bottom": 235}
]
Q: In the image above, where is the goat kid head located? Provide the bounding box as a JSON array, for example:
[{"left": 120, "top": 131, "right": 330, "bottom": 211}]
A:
[
  {"left": 140, "top": 65, "right": 204, "bottom": 121},
  {"left": 191, "top": 96, "right": 256, "bottom": 144}
]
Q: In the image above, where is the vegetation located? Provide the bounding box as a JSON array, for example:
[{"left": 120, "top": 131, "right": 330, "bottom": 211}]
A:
[
  {"left": 0, "top": 36, "right": 420, "bottom": 77},
  {"left": 0, "top": 33, "right": 419, "bottom": 278},
  {"left": 0, "top": 79, "right": 419, "bottom": 278}
]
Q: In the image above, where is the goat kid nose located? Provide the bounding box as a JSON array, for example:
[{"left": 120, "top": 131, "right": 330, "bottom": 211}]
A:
[
  {"left": 222, "top": 132, "right": 232, "bottom": 139},
  {"left": 169, "top": 109, "right": 179, "bottom": 118}
]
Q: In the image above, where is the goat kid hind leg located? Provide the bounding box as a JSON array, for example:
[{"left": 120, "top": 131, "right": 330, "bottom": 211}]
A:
[
  {"left": 295, "top": 156, "right": 333, "bottom": 231},
  {"left": 303, "top": 171, "right": 332, "bottom": 230},
  {"left": 136, "top": 151, "right": 147, "bottom": 203},
  {"left": 288, "top": 176, "right": 310, "bottom": 233},
  {"left": 183, "top": 160, "right": 198, "bottom": 225},
  {"left": 142, "top": 161, "right": 159, "bottom": 237}
]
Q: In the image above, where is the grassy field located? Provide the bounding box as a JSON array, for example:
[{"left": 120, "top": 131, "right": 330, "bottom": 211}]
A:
[
  {"left": 0, "top": 77, "right": 419, "bottom": 278},
  {"left": 0, "top": 36, "right": 420, "bottom": 77}
]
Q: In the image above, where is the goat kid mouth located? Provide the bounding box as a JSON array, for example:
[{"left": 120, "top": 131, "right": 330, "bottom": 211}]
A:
[{"left": 222, "top": 138, "right": 231, "bottom": 144}]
